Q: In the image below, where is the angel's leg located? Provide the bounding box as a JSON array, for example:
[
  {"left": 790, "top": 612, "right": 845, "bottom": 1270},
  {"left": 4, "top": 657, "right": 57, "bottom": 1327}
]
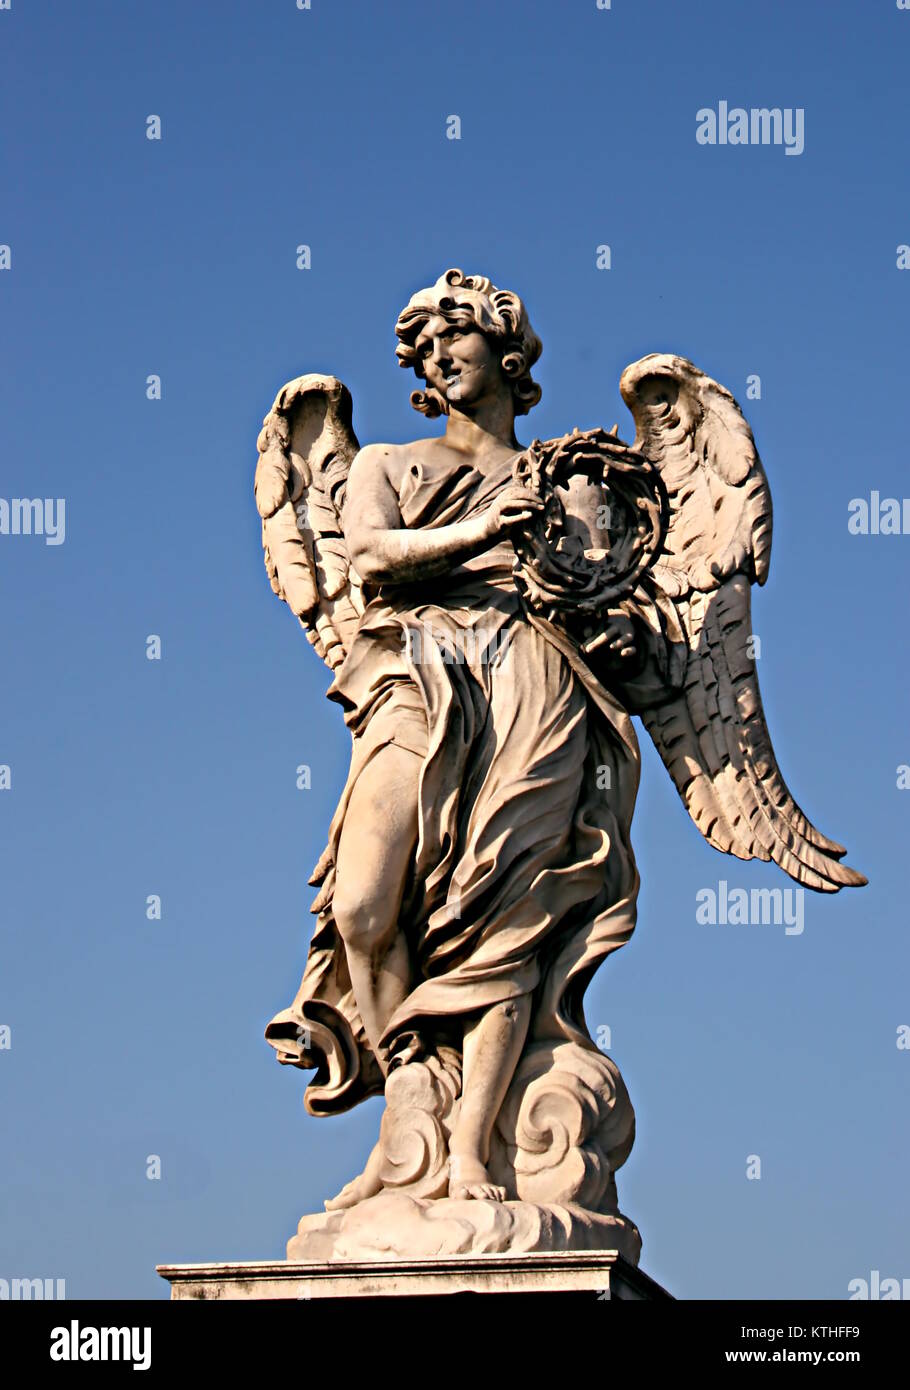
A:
[
  {"left": 324, "top": 744, "right": 420, "bottom": 1210},
  {"left": 331, "top": 740, "right": 421, "bottom": 1073},
  {"left": 448, "top": 995, "right": 531, "bottom": 1201}
]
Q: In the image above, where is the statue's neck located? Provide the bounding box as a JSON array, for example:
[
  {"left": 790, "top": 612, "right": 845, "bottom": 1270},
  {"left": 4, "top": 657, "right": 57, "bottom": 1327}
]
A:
[{"left": 443, "top": 402, "right": 518, "bottom": 456}]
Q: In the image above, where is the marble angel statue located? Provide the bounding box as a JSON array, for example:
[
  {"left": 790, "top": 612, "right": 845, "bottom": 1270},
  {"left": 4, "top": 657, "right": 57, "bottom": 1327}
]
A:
[{"left": 254, "top": 269, "right": 864, "bottom": 1262}]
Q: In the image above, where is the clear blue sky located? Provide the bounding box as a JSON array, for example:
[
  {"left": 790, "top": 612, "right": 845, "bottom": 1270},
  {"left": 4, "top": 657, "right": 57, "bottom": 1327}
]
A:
[{"left": 1, "top": 0, "right": 907, "bottom": 1299}]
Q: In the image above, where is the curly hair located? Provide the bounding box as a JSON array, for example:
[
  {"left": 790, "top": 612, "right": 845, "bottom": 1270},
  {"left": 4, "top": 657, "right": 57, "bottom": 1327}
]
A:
[{"left": 394, "top": 268, "right": 542, "bottom": 419}]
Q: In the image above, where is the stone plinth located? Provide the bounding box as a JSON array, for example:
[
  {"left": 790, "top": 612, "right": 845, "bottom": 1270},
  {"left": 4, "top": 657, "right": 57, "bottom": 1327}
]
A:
[{"left": 157, "top": 1251, "right": 672, "bottom": 1300}]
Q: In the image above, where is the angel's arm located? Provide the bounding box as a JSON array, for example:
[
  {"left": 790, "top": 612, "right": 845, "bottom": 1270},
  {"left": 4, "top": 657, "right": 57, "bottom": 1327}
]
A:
[{"left": 344, "top": 445, "right": 543, "bottom": 585}]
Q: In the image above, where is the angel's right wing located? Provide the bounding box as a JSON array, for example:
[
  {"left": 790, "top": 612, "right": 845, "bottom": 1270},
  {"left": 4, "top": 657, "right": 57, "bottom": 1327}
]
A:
[{"left": 254, "top": 374, "right": 364, "bottom": 671}]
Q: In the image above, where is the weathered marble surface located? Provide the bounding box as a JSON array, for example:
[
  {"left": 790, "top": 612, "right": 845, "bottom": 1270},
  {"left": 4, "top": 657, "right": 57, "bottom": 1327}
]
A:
[
  {"left": 288, "top": 1193, "right": 640, "bottom": 1265},
  {"left": 158, "top": 1251, "right": 671, "bottom": 1300}
]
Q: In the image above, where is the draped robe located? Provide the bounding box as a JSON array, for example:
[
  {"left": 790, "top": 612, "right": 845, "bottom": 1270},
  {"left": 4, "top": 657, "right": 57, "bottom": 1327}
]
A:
[{"left": 265, "top": 448, "right": 643, "bottom": 1114}]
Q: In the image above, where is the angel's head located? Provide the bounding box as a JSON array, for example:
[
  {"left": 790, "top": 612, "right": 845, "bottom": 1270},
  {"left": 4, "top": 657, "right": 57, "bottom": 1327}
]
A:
[{"left": 394, "top": 268, "right": 542, "bottom": 420}]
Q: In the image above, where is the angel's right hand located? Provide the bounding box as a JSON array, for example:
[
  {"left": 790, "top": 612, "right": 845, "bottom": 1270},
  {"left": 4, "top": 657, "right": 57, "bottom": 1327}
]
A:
[{"left": 481, "top": 485, "right": 545, "bottom": 541}]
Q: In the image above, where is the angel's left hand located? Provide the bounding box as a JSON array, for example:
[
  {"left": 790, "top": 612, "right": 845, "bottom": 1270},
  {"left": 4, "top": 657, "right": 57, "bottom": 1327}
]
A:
[{"left": 583, "top": 612, "right": 637, "bottom": 662}]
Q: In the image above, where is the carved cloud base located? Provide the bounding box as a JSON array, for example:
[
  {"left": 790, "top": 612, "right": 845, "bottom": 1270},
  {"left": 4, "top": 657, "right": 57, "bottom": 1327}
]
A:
[
  {"left": 287, "top": 1190, "right": 641, "bottom": 1264},
  {"left": 285, "top": 1038, "right": 641, "bottom": 1265},
  {"left": 156, "top": 1037, "right": 657, "bottom": 1297}
]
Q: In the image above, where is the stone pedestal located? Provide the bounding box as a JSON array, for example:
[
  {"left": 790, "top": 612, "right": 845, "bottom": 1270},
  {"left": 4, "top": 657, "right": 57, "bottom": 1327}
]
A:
[{"left": 157, "top": 1251, "right": 672, "bottom": 1300}]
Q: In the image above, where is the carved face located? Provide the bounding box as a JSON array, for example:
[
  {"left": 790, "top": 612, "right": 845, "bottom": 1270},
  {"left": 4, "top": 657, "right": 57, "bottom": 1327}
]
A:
[{"left": 413, "top": 313, "right": 505, "bottom": 411}]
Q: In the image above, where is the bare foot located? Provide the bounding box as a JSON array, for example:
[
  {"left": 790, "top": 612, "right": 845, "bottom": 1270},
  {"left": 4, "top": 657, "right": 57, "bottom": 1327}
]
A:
[
  {"left": 324, "top": 1141, "right": 384, "bottom": 1210},
  {"left": 448, "top": 1153, "right": 507, "bottom": 1202}
]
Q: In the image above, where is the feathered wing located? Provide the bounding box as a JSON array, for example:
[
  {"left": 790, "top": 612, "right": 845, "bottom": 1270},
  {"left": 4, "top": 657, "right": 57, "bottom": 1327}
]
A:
[
  {"left": 619, "top": 353, "right": 865, "bottom": 892},
  {"left": 255, "top": 374, "right": 364, "bottom": 670}
]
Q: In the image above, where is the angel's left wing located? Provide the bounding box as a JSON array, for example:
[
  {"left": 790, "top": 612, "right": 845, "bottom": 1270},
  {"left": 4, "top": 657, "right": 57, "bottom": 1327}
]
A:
[
  {"left": 619, "top": 353, "right": 865, "bottom": 893},
  {"left": 255, "top": 374, "right": 364, "bottom": 671}
]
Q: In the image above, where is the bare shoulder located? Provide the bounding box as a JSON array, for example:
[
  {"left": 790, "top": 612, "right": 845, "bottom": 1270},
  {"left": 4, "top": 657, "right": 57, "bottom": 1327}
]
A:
[
  {"left": 348, "top": 441, "right": 409, "bottom": 493},
  {"left": 349, "top": 436, "right": 444, "bottom": 491}
]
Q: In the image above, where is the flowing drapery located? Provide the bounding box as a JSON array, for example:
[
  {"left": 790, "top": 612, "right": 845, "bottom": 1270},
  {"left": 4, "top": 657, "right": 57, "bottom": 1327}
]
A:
[{"left": 265, "top": 452, "right": 641, "bottom": 1115}]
